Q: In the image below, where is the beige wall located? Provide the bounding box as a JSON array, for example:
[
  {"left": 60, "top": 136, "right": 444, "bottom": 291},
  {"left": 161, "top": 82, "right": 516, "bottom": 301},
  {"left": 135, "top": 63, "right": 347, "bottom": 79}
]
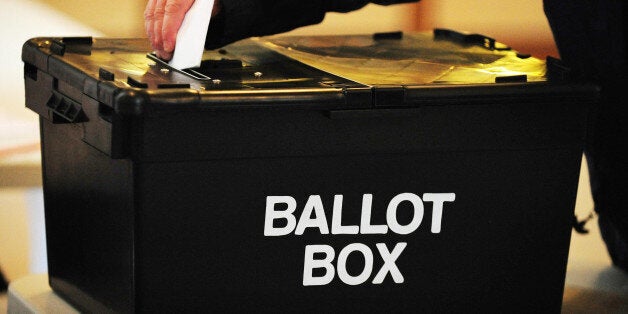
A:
[
  {"left": 0, "top": 0, "right": 102, "bottom": 283},
  {"left": 417, "top": 0, "right": 558, "bottom": 58},
  {"left": 37, "top": 0, "right": 147, "bottom": 37},
  {"left": 36, "top": 1, "right": 420, "bottom": 38},
  {"left": 285, "top": 3, "right": 419, "bottom": 36},
  {"left": 0, "top": 190, "right": 31, "bottom": 282},
  {"left": 35, "top": 0, "right": 556, "bottom": 58}
]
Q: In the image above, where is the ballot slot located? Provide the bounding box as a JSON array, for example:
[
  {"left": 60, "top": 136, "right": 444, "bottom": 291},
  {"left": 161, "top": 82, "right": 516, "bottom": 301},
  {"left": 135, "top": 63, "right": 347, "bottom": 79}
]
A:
[
  {"left": 147, "top": 52, "right": 212, "bottom": 81},
  {"left": 146, "top": 52, "right": 251, "bottom": 84},
  {"left": 147, "top": 53, "right": 348, "bottom": 89}
]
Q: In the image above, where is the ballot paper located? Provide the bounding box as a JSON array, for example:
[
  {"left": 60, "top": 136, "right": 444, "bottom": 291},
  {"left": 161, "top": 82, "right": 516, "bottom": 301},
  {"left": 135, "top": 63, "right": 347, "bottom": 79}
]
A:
[{"left": 169, "top": 0, "right": 215, "bottom": 70}]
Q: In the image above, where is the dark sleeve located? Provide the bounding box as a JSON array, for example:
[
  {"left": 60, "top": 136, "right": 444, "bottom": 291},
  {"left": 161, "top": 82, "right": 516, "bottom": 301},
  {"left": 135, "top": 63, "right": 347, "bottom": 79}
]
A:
[
  {"left": 205, "top": 0, "right": 419, "bottom": 49},
  {"left": 543, "top": 0, "right": 625, "bottom": 80}
]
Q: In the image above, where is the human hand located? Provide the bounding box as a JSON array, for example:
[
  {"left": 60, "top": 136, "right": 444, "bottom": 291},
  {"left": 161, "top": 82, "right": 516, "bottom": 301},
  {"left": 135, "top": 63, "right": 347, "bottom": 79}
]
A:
[{"left": 144, "top": 0, "right": 221, "bottom": 60}]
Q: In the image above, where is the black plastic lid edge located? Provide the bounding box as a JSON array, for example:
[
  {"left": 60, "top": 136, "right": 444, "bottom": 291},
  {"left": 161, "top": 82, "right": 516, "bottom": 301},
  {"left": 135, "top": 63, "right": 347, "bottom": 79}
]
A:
[
  {"left": 22, "top": 38, "right": 50, "bottom": 72},
  {"left": 403, "top": 82, "right": 599, "bottom": 105},
  {"left": 114, "top": 89, "right": 149, "bottom": 116},
  {"left": 196, "top": 88, "right": 351, "bottom": 110}
]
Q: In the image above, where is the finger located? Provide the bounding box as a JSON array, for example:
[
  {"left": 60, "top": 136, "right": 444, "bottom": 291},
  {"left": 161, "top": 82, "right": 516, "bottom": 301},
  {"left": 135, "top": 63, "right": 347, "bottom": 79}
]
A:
[
  {"left": 162, "top": 0, "right": 196, "bottom": 53},
  {"left": 152, "top": 0, "right": 167, "bottom": 57},
  {"left": 144, "top": 0, "right": 157, "bottom": 45},
  {"left": 158, "top": 50, "right": 173, "bottom": 61}
]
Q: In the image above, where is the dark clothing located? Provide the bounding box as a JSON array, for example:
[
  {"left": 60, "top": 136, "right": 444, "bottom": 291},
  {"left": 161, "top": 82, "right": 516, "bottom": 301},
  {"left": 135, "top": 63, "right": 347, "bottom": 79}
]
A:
[
  {"left": 205, "top": 0, "right": 418, "bottom": 49},
  {"left": 203, "top": 0, "right": 628, "bottom": 272},
  {"left": 1, "top": 267, "right": 7, "bottom": 292},
  {"left": 544, "top": 0, "right": 628, "bottom": 272}
]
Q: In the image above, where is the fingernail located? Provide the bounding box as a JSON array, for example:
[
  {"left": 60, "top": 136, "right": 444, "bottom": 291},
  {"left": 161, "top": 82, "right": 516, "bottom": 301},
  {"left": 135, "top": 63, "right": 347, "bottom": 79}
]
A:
[
  {"left": 157, "top": 50, "right": 172, "bottom": 61},
  {"left": 163, "top": 40, "right": 174, "bottom": 52}
]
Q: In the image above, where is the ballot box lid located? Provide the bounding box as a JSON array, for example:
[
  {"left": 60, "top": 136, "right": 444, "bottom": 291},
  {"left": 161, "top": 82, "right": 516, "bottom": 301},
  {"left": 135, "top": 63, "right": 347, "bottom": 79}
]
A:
[{"left": 22, "top": 30, "right": 582, "bottom": 117}]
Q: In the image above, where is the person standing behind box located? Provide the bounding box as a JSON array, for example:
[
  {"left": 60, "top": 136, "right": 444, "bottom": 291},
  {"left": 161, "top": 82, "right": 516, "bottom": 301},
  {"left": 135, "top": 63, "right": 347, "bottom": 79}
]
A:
[{"left": 144, "top": 0, "right": 628, "bottom": 273}]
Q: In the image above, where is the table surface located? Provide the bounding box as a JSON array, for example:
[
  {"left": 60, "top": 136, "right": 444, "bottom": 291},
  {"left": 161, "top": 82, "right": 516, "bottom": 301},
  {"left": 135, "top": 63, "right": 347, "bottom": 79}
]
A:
[
  {"left": 5, "top": 273, "right": 628, "bottom": 313},
  {"left": 6, "top": 274, "right": 77, "bottom": 314}
]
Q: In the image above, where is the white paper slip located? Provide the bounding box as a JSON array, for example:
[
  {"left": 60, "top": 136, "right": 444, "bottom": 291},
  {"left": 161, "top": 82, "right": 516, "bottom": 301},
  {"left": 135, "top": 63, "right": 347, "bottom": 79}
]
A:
[{"left": 169, "top": 0, "right": 215, "bottom": 70}]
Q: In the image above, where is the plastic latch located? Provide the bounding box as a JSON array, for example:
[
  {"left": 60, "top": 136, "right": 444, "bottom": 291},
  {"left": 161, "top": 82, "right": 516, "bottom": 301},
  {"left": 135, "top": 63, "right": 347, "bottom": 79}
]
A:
[
  {"left": 46, "top": 90, "right": 86, "bottom": 123},
  {"left": 99, "top": 68, "right": 115, "bottom": 81},
  {"left": 50, "top": 40, "right": 66, "bottom": 56},
  {"left": 50, "top": 37, "right": 93, "bottom": 56},
  {"left": 495, "top": 75, "right": 527, "bottom": 83},
  {"left": 61, "top": 37, "right": 93, "bottom": 45},
  {"left": 373, "top": 31, "right": 403, "bottom": 40},
  {"left": 433, "top": 28, "right": 511, "bottom": 51},
  {"left": 127, "top": 77, "right": 149, "bottom": 88}
]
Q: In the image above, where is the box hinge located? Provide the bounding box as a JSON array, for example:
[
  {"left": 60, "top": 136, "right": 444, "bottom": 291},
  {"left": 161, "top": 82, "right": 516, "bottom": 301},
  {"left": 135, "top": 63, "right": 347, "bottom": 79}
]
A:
[
  {"left": 343, "top": 87, "right": 373, "bottom": 108},
  {"left": 373, "top": 86, "right": 406, "bottom": 108}
]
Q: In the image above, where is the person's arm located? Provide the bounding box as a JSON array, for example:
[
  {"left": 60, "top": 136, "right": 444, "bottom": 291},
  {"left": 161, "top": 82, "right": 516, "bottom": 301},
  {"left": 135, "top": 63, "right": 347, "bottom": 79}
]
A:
[
  {"left": 145, "top": 0, "right": 419, "bottom": 59},
  {"left": 205, "top": 0, "right": 419, "bottom": 49},
  {"left": 205, "top": 0, "right": 328, "bottom": 50}
]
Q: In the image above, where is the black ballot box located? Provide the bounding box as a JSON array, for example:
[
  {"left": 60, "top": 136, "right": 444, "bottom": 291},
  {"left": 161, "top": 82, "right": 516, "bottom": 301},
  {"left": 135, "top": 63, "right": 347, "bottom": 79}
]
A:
[{"left": 22, "top": 30, "right": 597, "bottom": 313}]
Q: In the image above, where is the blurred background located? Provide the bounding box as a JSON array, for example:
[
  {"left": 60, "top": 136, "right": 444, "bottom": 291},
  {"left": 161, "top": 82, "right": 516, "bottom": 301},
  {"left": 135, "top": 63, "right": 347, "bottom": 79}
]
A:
[{"left": 0, "top": 0, "right": 625, "bottom": 312}]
